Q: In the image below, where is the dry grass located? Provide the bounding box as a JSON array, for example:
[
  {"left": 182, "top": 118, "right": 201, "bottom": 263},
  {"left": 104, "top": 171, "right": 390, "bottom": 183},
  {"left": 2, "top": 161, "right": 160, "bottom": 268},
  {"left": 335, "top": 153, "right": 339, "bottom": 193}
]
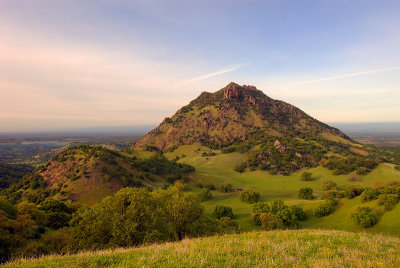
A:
[{"left": 5, "top": 229, "right": 400, "bottom": 267}]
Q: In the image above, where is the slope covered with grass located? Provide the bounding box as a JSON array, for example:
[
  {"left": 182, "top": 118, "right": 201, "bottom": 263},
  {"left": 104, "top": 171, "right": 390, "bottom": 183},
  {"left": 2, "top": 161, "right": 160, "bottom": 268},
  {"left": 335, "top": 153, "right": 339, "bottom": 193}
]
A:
[
  {"left": 5, "top": 229, "right": 400, "bottom": 267},
  {"left": 160, "top": 144, "right": 400, "bottom": 234}
]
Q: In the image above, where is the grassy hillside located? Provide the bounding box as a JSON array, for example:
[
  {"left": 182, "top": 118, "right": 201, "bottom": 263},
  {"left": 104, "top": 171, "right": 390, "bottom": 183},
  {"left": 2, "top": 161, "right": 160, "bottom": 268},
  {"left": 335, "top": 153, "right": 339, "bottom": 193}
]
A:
[
  {"left": 134, "top": 83, "right": 351, "bottom": 152},
  {"left": 4, "top": 145, "right": 195, "bottom": 206},
  {"left": 160, "top": 144, "right": 400, "bottom": 235},
  {"left": 5, "top": 229, "right": 400, "bottom": 267}
]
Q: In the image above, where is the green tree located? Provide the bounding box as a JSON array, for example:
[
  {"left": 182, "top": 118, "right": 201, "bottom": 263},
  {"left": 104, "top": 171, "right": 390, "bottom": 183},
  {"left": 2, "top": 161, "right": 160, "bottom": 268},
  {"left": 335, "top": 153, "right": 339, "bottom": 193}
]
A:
[
  {"left": 219, "top": 217, "right": 240, "bottom": 234},
  {"left": 298, "top": 187, "right": 314, "bottom": 200},
  {"left": 220, "top": 183, "right": 233, "bottom": 193},
  {"left": 377, "top": 194, "right": 399, "bottom": 210},
  {"left": 360, "top": 188, "right": 378, "bottom": 203},
  {"left": 260, "top": 213, "right": 283, "bottom": 230},
  {"left": 322, "top": 181, "right": 337, "bottom": 191},
  {"left": 300, "top": 171, "right": 312, "bottom": 181},
  {"left": 239, "top": 188, "right": 260, "bottom": 203},
  {"left": 212, "top": 205, "right": 234, "bottom": 219},
  {"left": 351, "top": 207, "right": 378, "bottom": 228},
  {"left": 197, "top": 189, "right": 212, "bottom": 202}
]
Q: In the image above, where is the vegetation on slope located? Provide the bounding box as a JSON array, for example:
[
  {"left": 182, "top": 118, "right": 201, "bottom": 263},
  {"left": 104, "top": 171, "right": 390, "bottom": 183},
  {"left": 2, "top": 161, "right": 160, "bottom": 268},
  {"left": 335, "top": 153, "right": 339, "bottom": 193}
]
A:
[
  {"left": 133, "top": 83, "right": 387, "bottom": 175},
  {"left": 0, "top": 163, "right": 33, "bottom": 189},
  {"left": 2, "top": 145, "right": 195, "bottom": 205},
  {"left": 5, "top": 229, "right": 400, "bottom": 267},
  {"left": 0, "top": 183, "right": 241, "bottom": 263}
]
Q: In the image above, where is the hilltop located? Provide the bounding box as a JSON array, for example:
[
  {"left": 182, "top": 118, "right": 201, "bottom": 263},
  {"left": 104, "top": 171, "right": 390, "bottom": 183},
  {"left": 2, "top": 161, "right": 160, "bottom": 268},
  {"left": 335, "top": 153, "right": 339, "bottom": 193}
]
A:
[
  {"left": 4, "top": 145, "right": 194, "bottom": 205},
  {"left": 135, "top": 82, "right": 350, "bottom": 151},
  {"left": 5, "top": 229, "right": 400, "bottom": 267},
  {"left": 134, "top": 83, "right": 382, "bottom": 175}
]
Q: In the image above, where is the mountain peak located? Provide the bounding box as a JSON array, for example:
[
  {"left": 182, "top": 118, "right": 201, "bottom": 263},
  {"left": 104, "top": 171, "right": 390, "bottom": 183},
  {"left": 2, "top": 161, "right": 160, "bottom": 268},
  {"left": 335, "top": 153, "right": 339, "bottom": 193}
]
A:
[
  {"left": 133, "top": 83, "right": 349, "bottom": 151},
  {"left": 223, "top": 82, "right": 257, "bottom": 100}
]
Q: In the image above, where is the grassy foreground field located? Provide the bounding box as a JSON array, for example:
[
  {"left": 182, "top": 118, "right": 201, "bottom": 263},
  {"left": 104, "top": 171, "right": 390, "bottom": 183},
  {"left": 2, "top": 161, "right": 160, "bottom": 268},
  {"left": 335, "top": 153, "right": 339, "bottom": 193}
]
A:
[{"left": 5, "top": 229, "right": 400, "bottom": 267}]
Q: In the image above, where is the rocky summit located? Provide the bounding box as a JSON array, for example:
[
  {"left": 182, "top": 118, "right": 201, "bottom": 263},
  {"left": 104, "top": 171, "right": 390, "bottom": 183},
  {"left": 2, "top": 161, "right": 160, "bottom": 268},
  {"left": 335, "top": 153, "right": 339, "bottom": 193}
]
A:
[{"left": 134, "top": 82, "right": 349, "bottom": 151}]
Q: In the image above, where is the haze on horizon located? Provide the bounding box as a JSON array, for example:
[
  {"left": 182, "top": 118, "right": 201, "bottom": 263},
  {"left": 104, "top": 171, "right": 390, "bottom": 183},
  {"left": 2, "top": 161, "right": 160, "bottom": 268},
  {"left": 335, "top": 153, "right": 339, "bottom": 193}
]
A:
[{"left": 1, "top": 0, "right": 400, "bottom": 132}]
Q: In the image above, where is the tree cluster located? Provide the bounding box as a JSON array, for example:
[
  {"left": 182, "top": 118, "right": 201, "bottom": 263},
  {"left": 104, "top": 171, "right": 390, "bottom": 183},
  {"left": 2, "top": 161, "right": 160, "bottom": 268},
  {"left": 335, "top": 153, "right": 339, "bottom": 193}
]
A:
[{"left": 251, "top": 200, "right": 305, "bottom": 229}]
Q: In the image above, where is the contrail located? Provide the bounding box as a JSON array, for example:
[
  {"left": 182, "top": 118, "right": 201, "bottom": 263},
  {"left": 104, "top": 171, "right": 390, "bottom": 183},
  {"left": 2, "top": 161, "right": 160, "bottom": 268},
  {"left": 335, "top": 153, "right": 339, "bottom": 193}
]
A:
[
  {"left": 176, "top": 63, "right": 249, "bottom": 87},
  {"left": 269, "top": 66, "right": 400, "bottom": 89}
]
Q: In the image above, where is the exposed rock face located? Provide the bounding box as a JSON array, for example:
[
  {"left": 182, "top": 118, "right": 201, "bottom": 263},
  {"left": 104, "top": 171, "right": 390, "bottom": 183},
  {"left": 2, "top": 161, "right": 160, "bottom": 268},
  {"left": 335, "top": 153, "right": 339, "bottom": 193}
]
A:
[
  {"left": 224, "top": 83, "right": 243, "bottom": 99},
  {"left": 274, "top": 140, "right": 286, "bottom": 153},
  {"left": 133, "top": 82, "right": 351, "bottom": 151}
]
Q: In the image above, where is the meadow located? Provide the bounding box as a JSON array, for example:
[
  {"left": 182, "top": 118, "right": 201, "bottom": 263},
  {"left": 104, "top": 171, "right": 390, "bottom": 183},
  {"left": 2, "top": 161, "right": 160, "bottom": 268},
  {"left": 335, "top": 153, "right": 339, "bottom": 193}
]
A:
[
  {"left": 164, "top": 144, "right": 400, "bottom": 235},
  {"left": 5, "top": 229, "right": 400, "bottom": 267}
]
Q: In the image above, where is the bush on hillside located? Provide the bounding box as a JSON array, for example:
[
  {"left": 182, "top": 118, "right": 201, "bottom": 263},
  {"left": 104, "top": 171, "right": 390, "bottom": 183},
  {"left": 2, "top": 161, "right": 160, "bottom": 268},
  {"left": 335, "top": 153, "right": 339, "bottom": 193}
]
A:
[
  {"left": 323, "top": 156, "right": 377, "bottom": 175},
  {"left": 251, "top": 200, "right": 305, "bottom": 229},
  {"left": 260, "top": 213, "right": 283, "bottom": 230},
  {"left": 298, "top": 187, "right": 314, "bottom": 200},
  {"left": 348, "top": 173, "right": 360, "bottom": 182},
  {"left": 219, "top": 217, "right": 240, "bottom": 234},
  {"left": 322, "top": 180, "right": 337, "bottom": 191},
  {"left": 360, "top": 188, "right": 378, "bottom": 203},
  {"left": 345, "top": 185, "right": 364, "bottom": 199},
  {"left": 213, "top": 205, "right": 234, "bottom": 219},
  {"left": 205, "top": 184, "right": 216, "bottom": 190},
  {"left": 197, "top": 189, "right": 212, "bottom": 202},
  {"left": 313, "top": 198, "right": 337, "bottom": 217},
  {"left": 321, "top": 189, "right": 345, "bottom": 199},
  {"left": 377, "top": 194, "right": 399, "bottom": 211},
  {"left": 234, "top": 163, "right": 247, "bottom": 173},
  {"left": 239, "top": 188, "right": 260, "bottom": 203},
  {"left": 220, "top": 183, "right": 233, "bottom": 193},
  {"left": 351, "top": 206, "right": 378, "bottom": 228},
  {"left": 300, "top": 171, "right": 312, "bottom": 181}
]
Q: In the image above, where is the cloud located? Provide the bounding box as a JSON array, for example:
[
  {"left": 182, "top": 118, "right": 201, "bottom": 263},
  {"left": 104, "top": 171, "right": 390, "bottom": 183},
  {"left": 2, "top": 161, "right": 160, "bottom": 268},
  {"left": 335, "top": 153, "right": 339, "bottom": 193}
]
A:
[
  {"left": 268, "top": 66, "right": 400, "bottom": 89},
  {"left": 175, "top": 63, "right": 249, "bottom": 87}
]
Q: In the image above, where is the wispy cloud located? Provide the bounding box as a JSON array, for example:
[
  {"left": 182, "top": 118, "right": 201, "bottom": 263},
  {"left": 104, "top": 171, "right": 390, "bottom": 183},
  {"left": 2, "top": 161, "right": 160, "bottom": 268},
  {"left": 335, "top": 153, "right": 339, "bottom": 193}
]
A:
[
  {"left": 268, "top": 66, "right": 400, "bottom": 89},
  {"left": 175, "top": 63, "right": 249, "bottom": 87}
]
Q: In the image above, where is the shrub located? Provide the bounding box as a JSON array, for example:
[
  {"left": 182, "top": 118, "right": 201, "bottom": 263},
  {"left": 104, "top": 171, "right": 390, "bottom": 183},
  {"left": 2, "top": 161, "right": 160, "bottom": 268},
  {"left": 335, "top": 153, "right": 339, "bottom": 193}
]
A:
[
  {"left": 313, "top": 203, "right": 332, "bottom": 217},
  {"left": 220, "top": 183, "right": 233, "bottom": 193},
  {"left": 205, "top": 184, "right": 216, "bottom": 190},
  {"left": 276, "top": 208, "right": 299, "bottom": 228},
  {"left": 298, "top": 187, "right": 314, "bottom": 200},
  {"left": 213, "top": 205, "right": 234, "bottom": 219},
  {"left": 219, "top": 217, "right": 240, "bottom": 234},
  {"left": 345, "top": 185, "right": 364, "bottom": 199},
  {"left": 260, "top": 213, "right": 284, "bottom": 230},
  {"left": 377, "top": 194, "right": 399, "bottom": 210},
  {"left": 0, "top": 197, "right": 17, "bottom": 219},
  {"left": 351, "top": 207, "right": 378, "bottom": 228},
  {"left": 321, "top": 189, "right": 345, "bottom": 199},
  {"left": 197, "top": 189, "right": 212, "bottom": 202},
  {"left": 356, "top": 167, "right": 369, "bottom": 175},
  {"left": 348, "top": 173, "right": 360, "bottom": 182},
  {"left": 395, "top": 165, "right": 400, "bottom": 170},
  {"left": 234, "top": 163, "right": 246, "bottom": 173},
  {"left": 251, "top": 200, "right": 305, "bottom": 228},
  {"left": 239, "top": 188, "right": 260, "bottom": 203},
  {"left": 322, "top": 181, "right": 337, "bottom": 191},
  {"left": 313, "top": 199, "right": 337, "bottom": 217},
  {"left": 290, "top": 206, "right": 306, "bottom": 221},
  {"left": 360, "top": 188, "right": 378, "bottom": 203},
  {"left": 221, "top": 147, "right": 236, "bottom": 154},
  {"left": 300, "top": 171, "right": 312, "bottom": 181}
]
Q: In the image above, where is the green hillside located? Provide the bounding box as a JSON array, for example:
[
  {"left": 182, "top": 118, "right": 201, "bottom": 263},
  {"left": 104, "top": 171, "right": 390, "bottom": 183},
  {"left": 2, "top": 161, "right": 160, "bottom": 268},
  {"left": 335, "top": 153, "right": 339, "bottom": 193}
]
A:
[
  {"left": 5, "top": 229, "right": 400, "bottom": 267},
  {"left": 158, "top": 144, "right": 400, "bottom": 235},
  {"left": 3, "top": 145, "right": 195, "bottom": 206}
]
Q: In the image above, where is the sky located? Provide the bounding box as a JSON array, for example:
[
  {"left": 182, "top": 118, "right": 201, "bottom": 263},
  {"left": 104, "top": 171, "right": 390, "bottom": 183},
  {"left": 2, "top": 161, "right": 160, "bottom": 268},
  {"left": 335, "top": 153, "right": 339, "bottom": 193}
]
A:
[{"left": 1, "top": 0, "right": 400, "bottom": 132}]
